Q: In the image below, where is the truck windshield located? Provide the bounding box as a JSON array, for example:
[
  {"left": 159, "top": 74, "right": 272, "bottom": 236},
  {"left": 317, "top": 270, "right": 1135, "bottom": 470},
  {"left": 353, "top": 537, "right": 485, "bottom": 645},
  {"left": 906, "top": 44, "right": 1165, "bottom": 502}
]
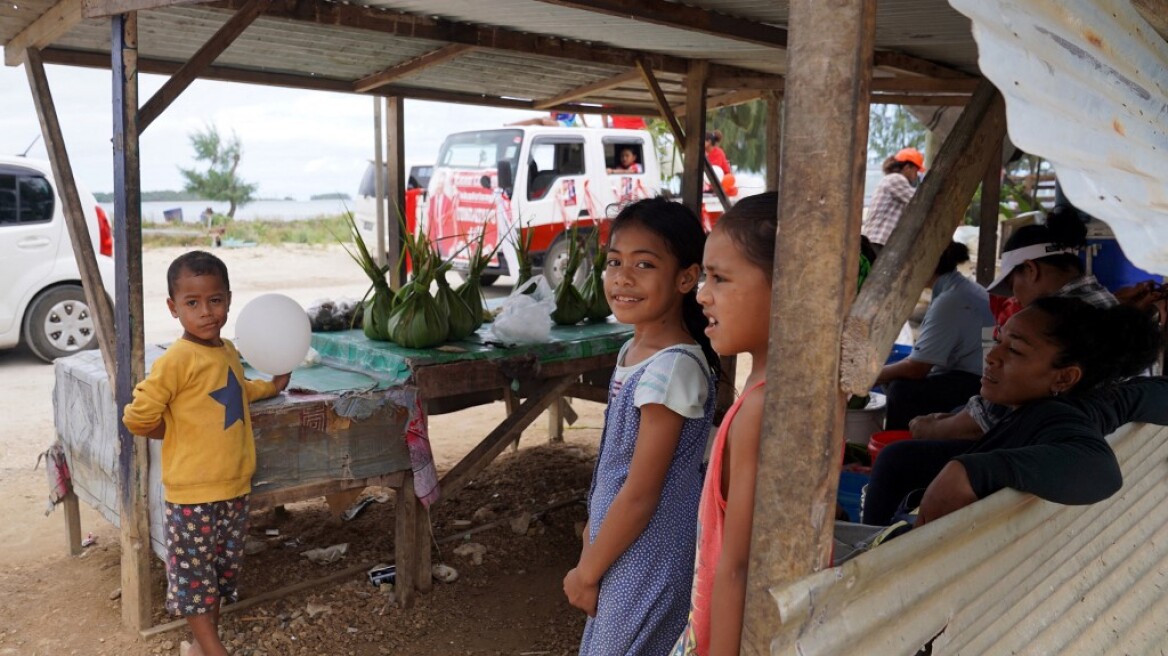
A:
[{"left": 436, "top": 130, "right": 523, "bottom": 176}]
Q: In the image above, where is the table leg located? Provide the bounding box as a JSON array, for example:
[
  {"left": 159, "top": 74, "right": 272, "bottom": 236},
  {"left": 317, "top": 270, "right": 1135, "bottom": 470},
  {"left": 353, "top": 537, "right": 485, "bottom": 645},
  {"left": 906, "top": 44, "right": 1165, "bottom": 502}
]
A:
[
  {"left": 415, "top": 503, "right": 432, "bottom": 593},
  {"left": 504, "top": 387, "right": 521, "bottom": 452},
  {"left": 548, "top": 396, "right": 564, "bottom": 443},
  {"left": 64, "top": 490, "right": 82, "bottom": 556},
  {"left": 394, "top": 475, "right": 418, "bottom": 608}
]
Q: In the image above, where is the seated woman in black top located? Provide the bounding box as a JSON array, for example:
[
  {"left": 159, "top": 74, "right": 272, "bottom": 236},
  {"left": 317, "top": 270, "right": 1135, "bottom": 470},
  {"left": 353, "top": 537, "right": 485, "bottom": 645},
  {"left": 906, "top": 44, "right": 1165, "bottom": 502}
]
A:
[{"left": 863, "top": 296, "right": 1165, "bottom": 526}]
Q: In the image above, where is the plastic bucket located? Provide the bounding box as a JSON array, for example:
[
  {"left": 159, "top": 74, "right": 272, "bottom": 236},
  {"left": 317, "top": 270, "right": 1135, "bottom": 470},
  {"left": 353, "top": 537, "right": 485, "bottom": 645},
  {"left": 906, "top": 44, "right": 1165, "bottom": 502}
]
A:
[
  {"left": 868, "top": 430, "right": 912, "bottom": 463},
  {"left": 845, "top": 392, "right": 887, "bottom": 445},
  {"left": 837, "top": 470, "right": 870, "bottom": 523}
]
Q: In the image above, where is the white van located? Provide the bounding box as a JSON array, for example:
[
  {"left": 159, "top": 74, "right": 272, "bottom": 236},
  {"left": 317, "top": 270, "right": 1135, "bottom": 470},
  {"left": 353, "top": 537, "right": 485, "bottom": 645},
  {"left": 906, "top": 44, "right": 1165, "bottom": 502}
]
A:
[
  {"left": 423, "top": 126, "right": 660, "bottom": 286},
  {"left": 0, "top": 156, "right": 115, "bottom": 362},
  {"left": 354, "top": 161, "right": 432, "bottom": 250}
]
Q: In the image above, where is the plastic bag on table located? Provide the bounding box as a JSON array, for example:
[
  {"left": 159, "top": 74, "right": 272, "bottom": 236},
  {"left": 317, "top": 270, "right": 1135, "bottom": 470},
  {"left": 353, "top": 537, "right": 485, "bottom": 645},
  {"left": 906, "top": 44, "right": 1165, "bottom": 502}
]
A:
[{"left": 489, "top": 275, "right": 556, "bottom": 345}]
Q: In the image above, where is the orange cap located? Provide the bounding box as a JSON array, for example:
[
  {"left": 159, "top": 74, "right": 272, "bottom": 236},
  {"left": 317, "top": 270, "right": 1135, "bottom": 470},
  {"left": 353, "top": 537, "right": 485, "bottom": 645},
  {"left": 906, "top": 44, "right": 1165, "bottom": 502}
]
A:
[{"left": 894, "top": 147, "right": 926, "bottom": 172}]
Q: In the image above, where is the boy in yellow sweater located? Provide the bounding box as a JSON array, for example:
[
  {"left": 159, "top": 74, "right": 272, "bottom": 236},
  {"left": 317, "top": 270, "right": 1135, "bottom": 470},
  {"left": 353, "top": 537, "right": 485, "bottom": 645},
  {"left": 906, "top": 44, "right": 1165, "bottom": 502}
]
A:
[{"left": 123, "top": 251, "right": 289, "bottom": 656}]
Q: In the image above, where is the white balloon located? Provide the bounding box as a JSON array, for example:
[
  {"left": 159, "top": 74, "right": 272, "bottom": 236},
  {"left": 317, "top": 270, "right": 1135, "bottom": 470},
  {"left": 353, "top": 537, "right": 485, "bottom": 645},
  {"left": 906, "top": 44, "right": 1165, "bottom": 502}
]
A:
[{"left": 234, "top": 293, "right": 311, "bottom": 375}]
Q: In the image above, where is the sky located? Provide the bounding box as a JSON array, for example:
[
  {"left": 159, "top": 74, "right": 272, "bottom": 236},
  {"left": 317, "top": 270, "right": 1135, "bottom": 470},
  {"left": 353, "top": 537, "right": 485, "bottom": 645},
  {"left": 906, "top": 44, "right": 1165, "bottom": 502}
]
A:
[{"left": 0, "top": 63, "right": 543, "bottom": 199}]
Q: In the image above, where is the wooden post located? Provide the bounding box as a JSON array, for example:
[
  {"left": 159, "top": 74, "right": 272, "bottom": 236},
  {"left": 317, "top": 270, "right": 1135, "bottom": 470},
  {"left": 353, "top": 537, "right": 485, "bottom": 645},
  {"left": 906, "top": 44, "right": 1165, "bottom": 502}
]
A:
[
  {"left": 111, "top": 11, "right": 152, "bottom": 632},
  {"left": 680, "top": 60, "right": 708, "bottom": 216},
  {"left": 742, "top": 0, "right": 875, "bottom": 653},
  {"left": 548, "top": 397, "right": 564, "bottom": 443},
  {"left": 373, "top": 97, "right": 387, "bottom": 268},
  {"left": 977, "top": 141, "right": 1004, "bottom": 286},
  {"left": 394, "top": 475, "right": 418, "bottom": 607},
  {"left": 23, "top": 49, "right": 117, "bottom": 382},
  {"left": 64, "top": 491, "right": 83, "bottom": 555},
  {"left": 839, "top": 81, "right": 1007, "bottom": 395},
  {"left": 385, "top": 96, "right": 406, "bottom": 289},
  {"left": 765, "top": 90, "right": 782, "bottom": 192}
]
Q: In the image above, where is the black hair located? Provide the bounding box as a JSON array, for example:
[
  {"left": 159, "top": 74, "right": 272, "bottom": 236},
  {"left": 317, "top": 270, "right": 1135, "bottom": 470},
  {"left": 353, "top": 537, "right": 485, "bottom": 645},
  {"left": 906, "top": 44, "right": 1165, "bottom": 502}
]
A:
[
  {"left": 1003, "top": 207, "right": 1088, "bottom": 275},
  {"left": 934, "top": 241, "right": 970, "bottom": 276},
  {"left": 167, "top": 250, "right": 230, "bottom": 297},
  {"left": 881, "top": 155, "right": 910, "bottom": 175},
  {"left": 714, "top": 191, "right": 779, "bottom": 281},
  {"left": 705, "top": 130, "right": 722, "bottom": 145},
  {"left": 1029, "top": 296, "right": 1162, "bottom": 394},
  {"left": 608, "top": 197, "right": 721, "bottom": 380}
]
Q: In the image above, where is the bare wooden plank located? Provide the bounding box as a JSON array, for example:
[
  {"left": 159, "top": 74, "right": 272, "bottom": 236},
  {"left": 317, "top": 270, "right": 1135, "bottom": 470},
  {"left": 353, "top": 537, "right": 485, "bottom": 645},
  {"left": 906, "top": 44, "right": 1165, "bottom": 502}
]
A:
[
  {"left": 530, "top": 0, "right": 788, "bottom": 47},
  {"left": 707, "top": 74, "right": 785, "bottom": 91},
  {"left": 137, "top": 0, "right": 271, "bottom": 134},
  {"left": 977, "top": 141, "right": 1004, "bottom": 286},
  {"left": 765, "top": 91, "right": 782, "bottom": 191},
  {"left": 83, "top": 0, "right": 209, "bottom": 18},
  {"left": 636, "top": 59, "right": 684, "bottom": 144},
  {"left": 249, "top": 471, "right": 406, "bottom": 511},
  {"left": 840, "top": 79, "right": 1007, "bottom": 395},
  {"left": 107, "top": 11, "right": 152, "bottom": 632},
  {"left": 872, "top": 76, "right": 980, "bottom": 93},
  {"left": 412, "top": 353, "right": 616, "bottom": 400},
  {"left": 534, "top": 69, "right": 641, "bottom": 109},
  {"left": 680, "top": 60, "right": 708, "bottom": 215},
  {"left": 394, "top": 475, "right": 419, "bottom": 608},
  {"left": 1133, "top": 0, "right": 1168, "bottom": 42},
  {"left": 743, "top": 0, "right": 876, "bottom": 652},
  {"left": 4, "top": 0, "right": 82, "bottom": 66},
  {"left": 874, "top": 50, "right": 972, "bottom": 79},
  {"left": 414, "top": 502, "right": 432, "bottom": 593},
  {"left": 64, "top": 490, "right": 83, "bottom": 556},
  {"left": 22, "top": 49, "right": 116, "bottom": 379},
  {"left": 870, "top": 93, "right": 970, "bottom": 107},
  {"left": 386, "top": 96, "right": 406, "bottom": 289},
  {"left": 354, "top": 44, "right": 475, "bottom": 93},
  {"left": 438, "top": 376, "right": 575, "bottom": 500},
  {"left": 548, "top": 397, "right": 565, "bottom": 443}
]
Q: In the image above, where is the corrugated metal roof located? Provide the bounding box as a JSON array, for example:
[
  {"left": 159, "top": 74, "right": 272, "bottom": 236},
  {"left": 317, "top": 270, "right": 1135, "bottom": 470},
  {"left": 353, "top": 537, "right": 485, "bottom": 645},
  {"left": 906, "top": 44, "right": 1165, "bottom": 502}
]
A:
[
  {"left": 768, "top": 421, "right": 1168, "bottom": 654},
  {"left": 951, "top": 0, "right": 1168, "bottom": 275}
]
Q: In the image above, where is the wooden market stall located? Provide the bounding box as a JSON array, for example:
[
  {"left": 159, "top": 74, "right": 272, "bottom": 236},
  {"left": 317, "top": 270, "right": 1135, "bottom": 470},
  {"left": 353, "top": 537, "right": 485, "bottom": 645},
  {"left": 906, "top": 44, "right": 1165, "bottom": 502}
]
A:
[{"left": 4, "top": 0, "right": 1168, "bottom": 651}]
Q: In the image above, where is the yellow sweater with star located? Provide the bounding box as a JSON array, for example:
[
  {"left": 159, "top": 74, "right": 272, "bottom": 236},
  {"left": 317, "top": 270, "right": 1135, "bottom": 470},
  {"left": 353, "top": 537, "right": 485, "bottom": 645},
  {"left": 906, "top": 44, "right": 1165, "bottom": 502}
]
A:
[{"left": 122, "top": 338, "right": 279, "bottom": 504}]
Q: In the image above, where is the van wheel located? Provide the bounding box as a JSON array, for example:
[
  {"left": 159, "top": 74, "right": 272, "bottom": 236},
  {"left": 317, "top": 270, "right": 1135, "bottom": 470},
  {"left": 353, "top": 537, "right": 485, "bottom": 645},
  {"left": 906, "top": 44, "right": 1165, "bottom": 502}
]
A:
[
  {"left": 23, "top": 285, "right": 98, "bottom": 363},
  {"left": 479, "top": 274, "right": 500, "bottom": 287},
  {"left": 543, "top": 236, "right": 593, "bottom": 288}
]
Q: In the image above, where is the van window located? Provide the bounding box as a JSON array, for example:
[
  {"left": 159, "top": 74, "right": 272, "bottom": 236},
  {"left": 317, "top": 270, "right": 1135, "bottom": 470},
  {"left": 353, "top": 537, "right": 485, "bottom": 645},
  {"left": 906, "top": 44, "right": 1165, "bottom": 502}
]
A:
[
  {"left": 357, "top": 163, "right": 437, "bottom": 197},
  {"left": 527, "top": 139, "right": 585, "bottom": 201},
  {"left": 0, "top": 173, "right": 54, "bottom": 225},
  {"left": 603, "top": 140, "right": 646, "bottom": 175},
  {"left": 436, "top": 129, "right": 522, "bottom": 173}
]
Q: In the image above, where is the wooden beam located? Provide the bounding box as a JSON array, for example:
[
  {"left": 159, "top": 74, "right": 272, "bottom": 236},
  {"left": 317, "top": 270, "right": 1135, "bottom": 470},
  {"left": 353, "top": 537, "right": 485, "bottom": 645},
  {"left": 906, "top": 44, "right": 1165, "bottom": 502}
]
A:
[
  {"left": 534, "top": 69, "right": 641, "bottom": 110},
  {"left": 840, "top": 79, "right": 1007, "bottom": 395},
  {"left": 680, "top": 60, "right": 708, "bottom": 215},
  {"left": 354, "top": 44, "right": 475, "bottom": 93},
  {"left": 438, "top": 376, "right": 575, "bottom": 499},
  {"left": 109, "top": 12, "right": 152, "bottom": 632},
  {"left": 672, "top": 88, "right": 766, "bottom": 118},
  {"left": 872, "top": 76, "right": 980, "bottom": 93},
  {"left": 765, "top": 91, "right": 782, "bottom": 191},
  {"left": 22, "top": 49, "right": 117, "bottom": 377},
  {"left": 394, "top": 475, "right": 419, "bottom": 608},
  {"left": 208, "top": 0, "right": 698, "bottom": 76},
  {"left": 707, "top": 75, "right": 785, "bottom": 91},
  {"left": 385, "top": 96, "right": 406, "bottom": 290},
  {"left": 82, "top": 0, "right": 209, "bottom": 18},
  {"left": 530, "top": 0, "right": 788, "bottom": 47},
  {"left": 870, "top": 93, "right": 970, "bottom": 107},
  {"left": 5, "top": 0, "right": 83, "bottom": 66},
  {"left": 977, "top": 141, "right": 1004, "bottom": 285},
  {"left": 636, "top": 59, "right": 684, "bottom": 144},
  {"left": 137, "top": 0, "right": 271, "bottom": 134},
  {"left": 1133, "top": 0, "right": 1168, "bottom": 42},
  {"left": 873, "top": 50, "right": 972, "bottom": 79},
  {"left": 744, "top": 0, "right": 875, "bottom": 652},
  {"left": 38, "top": 47, "right": 658, "bottom": 116}
]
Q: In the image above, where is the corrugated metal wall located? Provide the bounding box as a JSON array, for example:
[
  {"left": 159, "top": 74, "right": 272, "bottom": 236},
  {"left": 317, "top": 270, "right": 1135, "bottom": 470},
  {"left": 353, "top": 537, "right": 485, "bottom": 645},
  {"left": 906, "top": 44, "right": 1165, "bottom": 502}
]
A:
[
  {"left": 949, "top": 0, "right": 1168, "bottom": 277},
  {"left": 766, "top": 421, "right": 1168, "bottom": 654}
]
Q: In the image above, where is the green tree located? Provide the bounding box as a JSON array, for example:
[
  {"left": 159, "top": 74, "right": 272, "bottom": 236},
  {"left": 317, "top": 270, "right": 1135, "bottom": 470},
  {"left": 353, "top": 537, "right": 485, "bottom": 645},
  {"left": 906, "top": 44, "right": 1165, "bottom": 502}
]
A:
[
  {"left": 178, "top": 124, "right": 257, "bottom": 219},
  {"left": 867, "top": 104, "right": 927, "bottom": 164},
  {"left": 708, "top": 100, "right": 768, "bottom": 172}
]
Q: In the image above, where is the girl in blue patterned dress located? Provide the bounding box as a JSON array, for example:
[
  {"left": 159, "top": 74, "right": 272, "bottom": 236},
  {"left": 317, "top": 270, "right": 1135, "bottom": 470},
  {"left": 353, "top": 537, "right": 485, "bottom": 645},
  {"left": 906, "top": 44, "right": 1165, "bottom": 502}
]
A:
[{"left": 564, "top": 198, "right": 721, "bottom": 656}]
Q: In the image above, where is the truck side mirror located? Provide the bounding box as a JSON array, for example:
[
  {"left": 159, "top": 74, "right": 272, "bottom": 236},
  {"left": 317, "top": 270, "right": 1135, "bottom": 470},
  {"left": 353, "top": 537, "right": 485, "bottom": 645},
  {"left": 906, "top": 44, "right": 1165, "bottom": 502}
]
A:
[{"left": 496, "top": 160, "right": 514, "bottom": 195}]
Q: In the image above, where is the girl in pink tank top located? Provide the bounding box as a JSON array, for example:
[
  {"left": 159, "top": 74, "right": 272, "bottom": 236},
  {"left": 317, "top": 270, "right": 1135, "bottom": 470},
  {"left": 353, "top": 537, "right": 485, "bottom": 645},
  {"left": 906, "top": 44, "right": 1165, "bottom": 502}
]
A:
[{"left": 672, "top": 193, "right": 778, "bottom": 656}]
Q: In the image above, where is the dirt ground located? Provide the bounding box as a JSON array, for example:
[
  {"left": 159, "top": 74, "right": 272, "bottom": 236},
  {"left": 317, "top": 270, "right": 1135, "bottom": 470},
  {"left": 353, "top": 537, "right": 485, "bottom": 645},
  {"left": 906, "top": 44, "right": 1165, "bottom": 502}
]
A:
[{"left": 0, "top": 244, "right": 646, "bottom": 656}]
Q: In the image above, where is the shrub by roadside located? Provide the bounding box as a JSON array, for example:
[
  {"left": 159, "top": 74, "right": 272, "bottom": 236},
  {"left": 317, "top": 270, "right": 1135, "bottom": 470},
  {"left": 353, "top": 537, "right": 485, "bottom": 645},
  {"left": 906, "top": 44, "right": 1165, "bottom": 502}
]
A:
[{"left": 143, "top": 214, "right": 351, "bottom": 248}]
